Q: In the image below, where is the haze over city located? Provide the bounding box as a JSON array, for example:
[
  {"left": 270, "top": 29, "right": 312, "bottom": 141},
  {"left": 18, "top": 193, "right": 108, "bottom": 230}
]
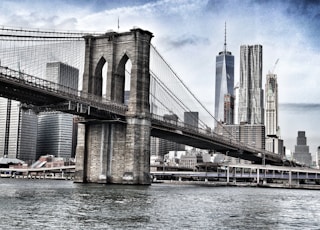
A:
[{"left": 0, "top": 0, "right": 319, "bottom": 154}]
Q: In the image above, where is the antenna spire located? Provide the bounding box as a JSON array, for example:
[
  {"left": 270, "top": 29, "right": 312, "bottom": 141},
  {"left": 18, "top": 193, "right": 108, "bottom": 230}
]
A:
[
  {"left": 224, "top": 22, "right": 227, "bottom": 53},
  {"left": 117, "top": 16, "right": 120, "bottom": 32}
]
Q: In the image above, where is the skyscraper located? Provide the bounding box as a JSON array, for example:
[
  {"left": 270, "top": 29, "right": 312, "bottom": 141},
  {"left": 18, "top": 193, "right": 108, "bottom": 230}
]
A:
[
  {"left": 184, "top": 112, "right": 199, "bottom": 129},
  {"left": 265, "top": 73, "right": 278, "bottom": 136},
  {"left": 214, "top": 24, "right": 234, "bottom": 125},
  {"left": 238, "top": 44, "right": 264, "bottom": 124},
  {"left": 265, "top": 72, "right": 284, "bottom": 155},
  {"left": 0, "top": 98, "right": 38, "bottom": 162},
  {"left": 293, "top": 131, "right": 312, "bottom": 166},
  {"left": 158, "top": 114, "right": 185, "bottom": 157},
  {"left": 36, "top": 62, "right": 79, "bottom": 159}
]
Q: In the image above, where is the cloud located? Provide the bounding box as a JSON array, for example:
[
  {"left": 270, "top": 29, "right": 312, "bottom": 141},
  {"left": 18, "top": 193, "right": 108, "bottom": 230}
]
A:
[
  {"left": 164, "top": 34, "right": 210, "bottom": 49},
  {"left": 280, "top": 103, "right": 320, "bottom": 112}
]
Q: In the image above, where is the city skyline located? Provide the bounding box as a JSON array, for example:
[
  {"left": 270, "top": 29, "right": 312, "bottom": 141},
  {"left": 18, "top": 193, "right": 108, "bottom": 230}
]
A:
[{"left": 0, "top": 0, "right": 319, "bottom": 154}]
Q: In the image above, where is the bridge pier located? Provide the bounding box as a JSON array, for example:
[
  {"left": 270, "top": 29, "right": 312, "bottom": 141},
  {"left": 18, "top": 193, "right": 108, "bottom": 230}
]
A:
[
  {"left": 75, "top": 28, "right": 153, "bottom": 185},
  {"left": 74, "top": 118, "right": 151, "bottom": 184}
]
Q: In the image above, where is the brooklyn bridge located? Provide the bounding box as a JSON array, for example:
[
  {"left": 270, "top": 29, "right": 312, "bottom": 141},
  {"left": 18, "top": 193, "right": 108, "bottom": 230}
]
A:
[{"left": 0, "top": 26, "right": 294, "bottom": 184}]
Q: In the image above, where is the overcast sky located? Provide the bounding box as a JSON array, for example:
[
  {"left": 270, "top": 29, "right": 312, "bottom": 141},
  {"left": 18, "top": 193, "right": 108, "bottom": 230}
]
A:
[{"left": 0, "top": 0, "right": 319, "bottom": 154}]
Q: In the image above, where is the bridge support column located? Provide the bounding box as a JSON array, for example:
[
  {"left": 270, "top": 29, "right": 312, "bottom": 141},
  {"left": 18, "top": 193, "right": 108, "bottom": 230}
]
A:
[
  {"left": 289, "top": 171, "right": 292, "bottom": 187},
  {"left": 75, "top": 28, "right": 153, "bottom": 185},
  {"left": 121, "top": 118, "right": 151, "bottom": 184},
  {"left": 226, "top": 166, "right": 230, "bottom": 183},
  {"left": 74, "top": 123, "right": 87, "bottom": 183},
  {"left": 74, "top": 123, "right": 112, "bottom": 183}
]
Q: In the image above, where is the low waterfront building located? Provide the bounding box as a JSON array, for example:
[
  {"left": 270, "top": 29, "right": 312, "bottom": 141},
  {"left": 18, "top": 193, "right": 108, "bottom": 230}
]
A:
[{"left": 180, "top": 153, "right": 203, "bottom": 169}]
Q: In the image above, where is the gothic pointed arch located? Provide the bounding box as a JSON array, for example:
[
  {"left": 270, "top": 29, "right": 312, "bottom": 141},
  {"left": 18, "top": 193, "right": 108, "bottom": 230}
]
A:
[
  {"left": 112, "top": 53, "right": 131, "bottom": 104},
  {"left": 91, "top": 56, "right": 106, "bottom": 96}
]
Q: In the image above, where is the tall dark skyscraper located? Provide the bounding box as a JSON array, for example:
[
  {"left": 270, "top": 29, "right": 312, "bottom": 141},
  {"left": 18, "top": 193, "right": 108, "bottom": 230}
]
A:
[
  {"left": 214, "top": 23, "right": 234, "bottom": 125},
  {"left": 293, "top": 131, "right": 312, "bottom": 166},
  {"left": 238, "top": 44, "right": 264, "bottom": 125}
]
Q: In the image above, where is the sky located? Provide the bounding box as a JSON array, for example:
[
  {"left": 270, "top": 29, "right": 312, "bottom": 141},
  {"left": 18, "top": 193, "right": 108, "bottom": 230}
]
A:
[{"left": 0, "top": 0, "right": 319, "bottom": 155}]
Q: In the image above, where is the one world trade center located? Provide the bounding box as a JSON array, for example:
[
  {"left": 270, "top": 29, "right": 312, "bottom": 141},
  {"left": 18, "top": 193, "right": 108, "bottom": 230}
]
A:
[{"left": 214, "top": 23, "right": 234, "bottom": 125}]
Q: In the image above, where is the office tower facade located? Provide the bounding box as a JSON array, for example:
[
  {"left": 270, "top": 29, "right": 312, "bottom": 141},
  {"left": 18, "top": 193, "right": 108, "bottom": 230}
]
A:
[
  {"left": 184, "top": 112, "right": 199, "bottom": 151},
  {"left": 46, "top": 62, "right": 79, "bottom": 90},
  {"left": 37, "top": 112, "right": 74, "bottom": 159},
  {"left": 238, "top": 45, "right": 264, "bottom": 124},
  {"left": 184, "top": 112, "right": 199, "bottom": 129},
  {"left": 293, "top": 131, "right": 312, "bottom": 166},
  {"left": 265, "top": 73, "right": 278, "bottom": 136},
  {"left": 0, "top": 98, "right": 38, "bottom": 162},
  {"left": 233, "top": 83, "right": 239, "bottom": 124},
  {"left": 158, "top": 114, "right": 185, "bottom": 157},
  {"left": 224, "top": 94, "right": 234, "bottom": 125},
  {"left": 215, "top": 123, "right": 265, "bottom": 150},
  {"left": 36, "top": 62, "right": 79, "bottom": 159},
  {"left": 265, "top": 73, "right": 284, "bottom": 155},
  {"left": 214, "top": 24, "right": 234, "bottom": 124},
  {"left": 317, "top": 146, "right": 320, "bottom": 168}
]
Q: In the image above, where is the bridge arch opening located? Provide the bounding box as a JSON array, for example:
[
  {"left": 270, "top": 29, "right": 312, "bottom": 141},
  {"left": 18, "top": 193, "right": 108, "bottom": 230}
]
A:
[
  {"left": 116, "top": 54, "right": 131, "bottom": 105},
  {"left": 94, "top": 56, "right": 106, "bottom": 97},
  {"left": 102, "top": 60, "right": 108, "bottom": 99}
]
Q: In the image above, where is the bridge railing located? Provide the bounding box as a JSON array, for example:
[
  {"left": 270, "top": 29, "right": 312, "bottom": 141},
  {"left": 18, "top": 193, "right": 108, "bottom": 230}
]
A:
[
  {"left": 0, "top": 66, "right": 128, "bottom": 116},
  {"left": 151, "top": 113, "right": 280, "bottom": 160},
  {"left": 151, "top": 113, "right": 241, "bottom": 147}
]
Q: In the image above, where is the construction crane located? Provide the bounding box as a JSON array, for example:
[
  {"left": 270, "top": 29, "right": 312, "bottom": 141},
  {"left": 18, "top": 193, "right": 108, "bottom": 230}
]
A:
[{"left": 269, "top": 58, "right": 279, "bottom": 74}]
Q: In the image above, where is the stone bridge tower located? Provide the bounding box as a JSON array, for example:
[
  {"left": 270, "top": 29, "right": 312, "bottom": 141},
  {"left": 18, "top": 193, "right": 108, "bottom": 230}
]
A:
[{"left": 74, "top": 28, "right": 153, "bottom": 184}]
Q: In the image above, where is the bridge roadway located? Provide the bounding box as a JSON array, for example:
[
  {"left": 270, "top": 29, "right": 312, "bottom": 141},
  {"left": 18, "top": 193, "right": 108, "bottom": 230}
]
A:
[
  {"left": 0, "top": 66, "right": 127, "bottom": 119},
  {"left": 0, "top": 66, "right": 287, "bottom": 166}
]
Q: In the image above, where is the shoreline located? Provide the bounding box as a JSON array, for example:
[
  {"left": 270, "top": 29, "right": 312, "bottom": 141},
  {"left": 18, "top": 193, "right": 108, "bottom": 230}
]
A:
[
  {"left": 153, "top": 180, "right": 320, "bottom": 190},
  {"left": 3, "top": 175, "right": 320, "bottom": 190}
]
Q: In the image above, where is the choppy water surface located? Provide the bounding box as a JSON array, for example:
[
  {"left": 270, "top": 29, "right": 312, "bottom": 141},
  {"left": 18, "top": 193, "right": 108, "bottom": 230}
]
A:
[{"left": 0, "top": 179, "right": 320, "bottom": 229}]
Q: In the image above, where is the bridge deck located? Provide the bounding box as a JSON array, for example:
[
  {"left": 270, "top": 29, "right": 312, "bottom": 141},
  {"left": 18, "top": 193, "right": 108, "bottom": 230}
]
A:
[{"left": 0, "top": 66, "right": 294, "bottom": 167}]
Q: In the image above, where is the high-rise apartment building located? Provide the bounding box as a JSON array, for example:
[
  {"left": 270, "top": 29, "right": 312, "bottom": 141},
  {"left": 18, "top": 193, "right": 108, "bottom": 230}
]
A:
[
  {"left": 214, "top": 24, "right": 234, "bottom": 124},
  {"left": 293, "top": 131, "right": 312, "bottom": 166},
  {"left": 238, "top": 44, "right": 264, "bottom": 124},
  {"left": 36, "top": 62, "right": 79, "bottom": 159}
]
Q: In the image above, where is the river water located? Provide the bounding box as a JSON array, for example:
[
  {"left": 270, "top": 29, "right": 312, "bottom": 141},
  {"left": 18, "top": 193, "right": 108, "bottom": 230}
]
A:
[{"left": 0, "top": 179, "right": 320, "bottom": 229}]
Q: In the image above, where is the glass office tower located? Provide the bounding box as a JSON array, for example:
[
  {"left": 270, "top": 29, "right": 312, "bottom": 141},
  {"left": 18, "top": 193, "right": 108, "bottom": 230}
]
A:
[
  {"left": 0, "top": 98, "right": 38, "bottom": 162},
  {"left": 36, "top": 62, "right": 79, "bottom": 159},
  {"left": 214, "top": 24, "right": 234, "bottom": 125}
]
